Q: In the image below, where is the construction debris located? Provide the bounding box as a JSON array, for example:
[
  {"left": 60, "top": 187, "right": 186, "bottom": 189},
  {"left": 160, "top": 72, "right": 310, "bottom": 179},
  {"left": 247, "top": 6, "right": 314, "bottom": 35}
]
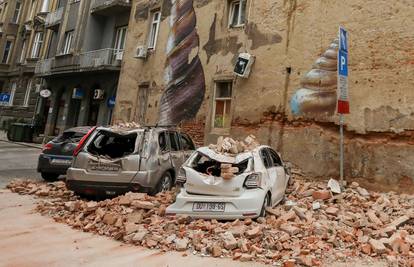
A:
[
  {"left": 6, "top": 178, "right": 414, "bottom": 266},
  {"left": 208, "top": 135, "right": 260, "bottom": 156}
]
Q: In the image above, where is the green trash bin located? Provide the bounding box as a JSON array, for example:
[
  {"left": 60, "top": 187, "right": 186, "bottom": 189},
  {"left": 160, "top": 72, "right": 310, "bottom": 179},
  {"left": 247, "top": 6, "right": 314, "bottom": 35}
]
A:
[{"left": 7, "top": 123, "right": 34, "bottom": 142}]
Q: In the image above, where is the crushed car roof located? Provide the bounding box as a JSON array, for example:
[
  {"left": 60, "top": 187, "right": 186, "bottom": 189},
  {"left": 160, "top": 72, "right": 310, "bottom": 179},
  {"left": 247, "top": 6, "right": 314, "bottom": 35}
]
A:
[{"left": 63, "top": 126, "right": 93, "bottom": 134}]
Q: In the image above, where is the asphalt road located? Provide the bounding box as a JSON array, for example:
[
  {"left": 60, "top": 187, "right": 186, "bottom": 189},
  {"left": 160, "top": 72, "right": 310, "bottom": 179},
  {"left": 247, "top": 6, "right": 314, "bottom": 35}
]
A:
[{"left": 0, "top": 141, "right": 42, "bottom": 188}]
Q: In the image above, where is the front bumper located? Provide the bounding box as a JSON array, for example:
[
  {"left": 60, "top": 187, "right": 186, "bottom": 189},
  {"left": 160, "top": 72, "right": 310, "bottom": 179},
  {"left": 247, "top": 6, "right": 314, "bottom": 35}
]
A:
[
  {"left": 37, "top": 154, "right": 72, "bottom": 175},
  {"left": 166, "top": 188, "right": 266, "bottom": 220}
]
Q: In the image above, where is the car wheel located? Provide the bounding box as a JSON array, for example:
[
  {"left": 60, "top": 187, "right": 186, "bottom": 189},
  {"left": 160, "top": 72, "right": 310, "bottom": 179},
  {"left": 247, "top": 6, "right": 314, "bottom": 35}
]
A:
[
  {"left": 259, "top": 193, "right": 270, "bottom": 218},
  {"left": 41, "top": 172, "right": 59, "bottom": 182},
  {"left": 156, "top": 172, "right": 173, "bottom": 194}
]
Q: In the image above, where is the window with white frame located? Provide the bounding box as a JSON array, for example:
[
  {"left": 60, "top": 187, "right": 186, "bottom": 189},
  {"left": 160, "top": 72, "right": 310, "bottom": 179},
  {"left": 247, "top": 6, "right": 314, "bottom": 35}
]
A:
[
  {"left": 228, "top": 0, "right": 246, "bottom": 28},
  {"left": 212, "top": 81, "right": 233, "bottom": 128},
  {"left": 2, "top": 40, "right": 13, "bottom": 64},
  {"left": 19, "top": 39, "right": 26, "bottom": 63},
  {"left": 9, "top": 82, "right": 17, "bottom": 106},
  {"left": 12, "top": 1, "right": 21, "bottom": 23},
  {"left": 114, "top": 26, "right": 127, "bottom": 59},
  {"left": 27, "top": 0, "right": 36, "bottom": 21},
  {"left": 23, "top": 79, "right": 32, "bottom": 107},
  {"left": 147, "top": 11, "right": 161, "bottom": 49},
  {"left": 62, "top": 31, "right": 73, "bottom": 55},
  {"left": 31, "top": 32, "right": 44, "bottom": 58}
]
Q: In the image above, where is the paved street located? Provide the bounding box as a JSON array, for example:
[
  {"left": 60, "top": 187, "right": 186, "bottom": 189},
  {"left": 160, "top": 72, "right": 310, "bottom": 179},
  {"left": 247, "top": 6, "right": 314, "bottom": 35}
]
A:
[{"left": 0, "top": 141, "right": 42, "bottom": 188}]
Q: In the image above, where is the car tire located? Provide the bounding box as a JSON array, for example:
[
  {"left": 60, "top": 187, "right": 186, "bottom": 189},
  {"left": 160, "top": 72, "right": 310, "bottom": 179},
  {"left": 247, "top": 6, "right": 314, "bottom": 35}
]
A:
[
  {"left": 41, "top": 173, "right": 59, "bottom": 182},
  {"left": 154, "top": 172, "right": 173, "bottom": 194},
  {"left": 259, "top": 193, "right": 270, "bottom": 218}
]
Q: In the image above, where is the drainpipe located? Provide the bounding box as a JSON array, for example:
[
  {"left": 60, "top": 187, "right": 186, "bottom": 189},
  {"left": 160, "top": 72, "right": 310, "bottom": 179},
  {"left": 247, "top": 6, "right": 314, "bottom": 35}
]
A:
[{"left": 40, "top": 0, "right": 50, "bottom": 13}]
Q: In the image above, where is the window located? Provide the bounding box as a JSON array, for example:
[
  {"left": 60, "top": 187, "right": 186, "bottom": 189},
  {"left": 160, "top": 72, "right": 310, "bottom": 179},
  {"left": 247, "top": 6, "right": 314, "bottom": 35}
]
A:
[
  {"left": 12, "top": 1, "right": 21, "bottom": 23},
  {"left": 27, "top": 0, "right": 36, "bottom": 21},
  {"left": 179, "top": 133, "right": 195, "bottom": 151},
  {"left": 260, "top": 149, "right": 272, "bottom": 169},
  {"left": 229, "top": 0, "right": 246, "bottom": 27},
  {"left": 168, "top": 132, "right": 180, "bottom": 151},
  {"left": 212, "top": 81, "right": 233, "bottom": 128},
  {"left": 147, "top": 11, "right": 161, "bottom": 49},
  {"left": 19, "top": 40, "right": 26, "bottom": 63},
  {"left": 9, "top": 82, "right": 17, "bottom": 106},
  {"left": 23, "top": 79, "right": 32, "bottom": 107},
  {"left": 114, "top": 26, "right": 127, "bottom": 59},
  {"left": 62, "top": 31, "right": 73, "bottom": 55},
  {"left": 267, "top": 148, "right": 282, "bottom": 167},
  {"left": 159, "top": 132, "right": 168, "bottom": 152},
  {"left": 2, "top": 40, "right": 13, "bottom": 63},
  {"left": 31, "top": 32, "right": 44, "bottom": 58}
]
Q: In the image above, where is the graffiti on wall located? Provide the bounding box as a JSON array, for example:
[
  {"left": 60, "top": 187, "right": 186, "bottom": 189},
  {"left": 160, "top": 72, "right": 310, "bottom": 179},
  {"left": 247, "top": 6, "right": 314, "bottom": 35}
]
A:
[
  {"left": 158, "top": 0, "right": 206, "bottom": 125},
  {"left": 290, "top": 39, "right": 338, "bottom": 119}
]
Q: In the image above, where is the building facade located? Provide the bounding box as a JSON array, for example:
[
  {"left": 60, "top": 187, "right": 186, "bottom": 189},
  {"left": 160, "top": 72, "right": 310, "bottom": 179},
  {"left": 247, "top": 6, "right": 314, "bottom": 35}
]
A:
[
  {"left": 113, "top": 0, "right": 414, "bottom": 190},
  {"left": 35, "top": 0, "right": 131, "bottom": 136},
  {"left": 0, "top": 0, "right": 49, "bottom": 132}
]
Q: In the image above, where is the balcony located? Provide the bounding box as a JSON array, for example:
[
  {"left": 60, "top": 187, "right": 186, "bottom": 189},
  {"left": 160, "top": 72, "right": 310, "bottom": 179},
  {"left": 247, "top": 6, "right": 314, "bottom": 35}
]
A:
[
  {"left": 35, "top": 58, "right": 54, "bottom": 76},
  {"left": 45, "top": 7, "right": 63, "bottom": 30},
  {"left": 79, "top": 48, "right": 123, "bottom": 70},
  {"left": 91, "top": 0, "right": 131, "bottom": 16}
]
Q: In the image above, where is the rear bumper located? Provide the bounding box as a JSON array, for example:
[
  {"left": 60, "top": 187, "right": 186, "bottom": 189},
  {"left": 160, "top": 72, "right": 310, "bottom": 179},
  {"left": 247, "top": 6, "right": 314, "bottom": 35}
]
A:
[
  {"left": 37, "top": 154, "right": 72, "bottom": 175},
  {"left": 166, "top": 188, "right": 266, "bottom": 220},
  {"left": 66, "top": 180, "right": 146, "bottom": 196}
]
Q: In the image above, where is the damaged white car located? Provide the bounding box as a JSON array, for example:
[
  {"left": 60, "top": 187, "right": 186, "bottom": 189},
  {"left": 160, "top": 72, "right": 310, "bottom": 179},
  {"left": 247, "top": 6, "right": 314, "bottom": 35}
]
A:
[{"left": 166, "top": 145, "right": 291, "bottom": 219}]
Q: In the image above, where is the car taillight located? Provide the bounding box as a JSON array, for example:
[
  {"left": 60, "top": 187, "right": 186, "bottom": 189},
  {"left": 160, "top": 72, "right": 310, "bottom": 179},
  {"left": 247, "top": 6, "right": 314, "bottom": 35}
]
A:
[
  {"left": 176, "top": 167, "right": 187, "bottom": 185},
  {"left": 73, "top": 126, "right": 96, "bottom": 157},
  {"left": 243, "top": 173, "right": 262, "bottom": 189},
  {"left": 42, "top": 143, "right": 53, "bottom": 152}
]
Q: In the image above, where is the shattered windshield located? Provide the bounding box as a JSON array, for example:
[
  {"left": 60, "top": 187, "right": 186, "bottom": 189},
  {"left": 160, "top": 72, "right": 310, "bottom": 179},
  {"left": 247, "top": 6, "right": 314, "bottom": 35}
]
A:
[{"left": 87, "top": 130, "right": 143, "bottom": 159}]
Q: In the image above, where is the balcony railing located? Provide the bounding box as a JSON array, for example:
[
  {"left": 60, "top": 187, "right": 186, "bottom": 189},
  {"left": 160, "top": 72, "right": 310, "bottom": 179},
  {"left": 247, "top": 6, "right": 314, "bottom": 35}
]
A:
[
  {"left": 45, "top": 7, "right": 63, "bottom": 29},
  {"left": 79, "top": 48, "right": 123, "bottom": 69},
  {"left": 35, "top": 58, "right": 53, "bottom": 75},
  {"left": 91, "top": 0, "right": 131, "bottom": 16}
]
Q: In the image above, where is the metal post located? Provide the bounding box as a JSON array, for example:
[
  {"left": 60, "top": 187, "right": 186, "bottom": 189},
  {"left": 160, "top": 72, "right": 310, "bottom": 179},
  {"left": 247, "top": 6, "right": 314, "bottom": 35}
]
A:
[{"left": 339, "top": 114, "right": 344, "bottom": 188}]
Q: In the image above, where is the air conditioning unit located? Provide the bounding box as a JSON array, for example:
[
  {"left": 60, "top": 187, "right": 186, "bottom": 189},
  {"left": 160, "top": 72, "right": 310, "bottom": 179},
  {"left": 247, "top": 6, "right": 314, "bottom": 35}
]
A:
[
  {"left": 115, "top": 51, "right": 124, "bottom": 61},
  {"left": 134, "top": 45, "right": 147, "bottom": 59},
  {"left": 234, "top": 53, "right": 255, "bottom": 78},
  {"left": 93, "top": 89, "right": 104, "bottom": 100}
]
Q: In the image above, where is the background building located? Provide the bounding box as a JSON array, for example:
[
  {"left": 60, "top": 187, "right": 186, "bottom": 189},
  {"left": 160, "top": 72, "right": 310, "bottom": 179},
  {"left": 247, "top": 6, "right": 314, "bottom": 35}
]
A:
[
  {"left": 0, "top": 0, "right": 48, "bottom": 132},
  {"left": 35, "top": 0, "right": 130, "bottom": 136},
  {"left": 113, "top": 0, "right": 414, "bottom": 189}
]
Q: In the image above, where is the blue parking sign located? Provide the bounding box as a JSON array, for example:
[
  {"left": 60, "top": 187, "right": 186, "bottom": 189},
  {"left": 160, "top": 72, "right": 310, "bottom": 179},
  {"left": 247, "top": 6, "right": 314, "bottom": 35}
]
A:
[
  {"left": 339, "top": 27, "right": 348, "bottom": 52},
  {"left": 0, "top": 93, "right": 10, "bottom": 104},
  {"left": 338, "top": 50, "right": 348, "bottom": 76}
]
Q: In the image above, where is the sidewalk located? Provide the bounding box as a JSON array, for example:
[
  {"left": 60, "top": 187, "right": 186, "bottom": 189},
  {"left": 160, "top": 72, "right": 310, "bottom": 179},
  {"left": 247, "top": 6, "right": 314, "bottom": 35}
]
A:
[
  {"left": 0, "top": 190, "right": 265, "bottom": 267},
  {"left": 0, "top": 130, "right": 42, "bottom": 149}
]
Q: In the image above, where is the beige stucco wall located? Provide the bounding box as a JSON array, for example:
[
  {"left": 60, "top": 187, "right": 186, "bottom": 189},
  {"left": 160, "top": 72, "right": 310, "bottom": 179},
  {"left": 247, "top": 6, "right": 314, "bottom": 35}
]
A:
[{"left": 114, "top": 0, "right": 414, "bottom": 190}]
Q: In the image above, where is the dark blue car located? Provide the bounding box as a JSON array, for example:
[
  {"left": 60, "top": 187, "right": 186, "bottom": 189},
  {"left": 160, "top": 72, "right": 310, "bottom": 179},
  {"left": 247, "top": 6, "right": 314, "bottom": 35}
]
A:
[{"left": 37, "top": 126, "right": 92, "bottom": 181}]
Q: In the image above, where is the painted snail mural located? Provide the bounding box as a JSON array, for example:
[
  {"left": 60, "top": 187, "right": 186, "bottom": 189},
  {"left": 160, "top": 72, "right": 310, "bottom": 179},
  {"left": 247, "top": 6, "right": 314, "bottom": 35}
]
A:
[
  {"left": 290, "top": 39, "right": 339, "bottom": 119},
  {"left": 158, "top": 0, "right": 206, "bottom": 125}
]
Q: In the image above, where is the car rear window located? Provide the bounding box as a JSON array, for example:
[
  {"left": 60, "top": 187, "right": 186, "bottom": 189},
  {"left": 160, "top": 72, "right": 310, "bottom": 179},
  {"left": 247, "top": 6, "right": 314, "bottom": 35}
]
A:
[
  {"left": 87, "top": 130, "right": 141, "bottom": 159},
  {"left": 52, "top": 131, "right": 85, "bottom": 143}
]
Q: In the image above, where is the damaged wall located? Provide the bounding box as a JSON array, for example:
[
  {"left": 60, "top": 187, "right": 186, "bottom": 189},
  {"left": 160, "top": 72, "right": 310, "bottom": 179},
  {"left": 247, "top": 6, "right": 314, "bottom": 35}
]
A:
[{"left": 114, "top": 0, "right": 414, "bottom": 189}]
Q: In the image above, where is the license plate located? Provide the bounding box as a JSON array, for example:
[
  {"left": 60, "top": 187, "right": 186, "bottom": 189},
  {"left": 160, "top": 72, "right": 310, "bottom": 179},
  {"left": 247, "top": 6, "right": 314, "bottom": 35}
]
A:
[
  {"left": 50, "top": 158, "right": 72, "bottom": 165},
  {"left": 89, "top": 163, "right": 120, "bottom": 171},
  {"left": 192, "top": 202, "right": 225, "bottom": 212}
]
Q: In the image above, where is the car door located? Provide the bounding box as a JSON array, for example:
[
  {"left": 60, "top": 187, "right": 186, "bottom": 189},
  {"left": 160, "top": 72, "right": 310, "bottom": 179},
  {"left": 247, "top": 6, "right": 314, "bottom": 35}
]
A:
[
  {"left": 259, "top": 148, "right": 273, "bottom": 192},
  {"left": 266, "top": 148, "right": 287, "bottom": 205},
  {"left": 178, "top": 133, "right": 195, "bottom": 159},
  {"left": 167, "top": 131, "right": 184, "bottom": 172}
]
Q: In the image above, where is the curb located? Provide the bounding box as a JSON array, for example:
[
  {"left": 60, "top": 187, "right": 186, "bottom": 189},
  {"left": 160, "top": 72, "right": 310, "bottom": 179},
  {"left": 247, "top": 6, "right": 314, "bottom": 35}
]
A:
[{"left": 0, "top": 139, "right": 43, "bottom": 150}]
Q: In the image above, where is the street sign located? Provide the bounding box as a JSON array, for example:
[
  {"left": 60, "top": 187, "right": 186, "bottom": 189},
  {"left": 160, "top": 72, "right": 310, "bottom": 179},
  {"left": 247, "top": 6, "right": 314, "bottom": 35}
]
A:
[
  {"left": 40, "top": 89, "right": 51, "bottom": 98},
  {"left": 107, "top": 95, "right": 116, "bottom": 108},
  {"left": 337, "top": 26, "right": 349, "bottom": 114},
  {"left": 0, "top": 93, "right": 10, "bottom": 105}
]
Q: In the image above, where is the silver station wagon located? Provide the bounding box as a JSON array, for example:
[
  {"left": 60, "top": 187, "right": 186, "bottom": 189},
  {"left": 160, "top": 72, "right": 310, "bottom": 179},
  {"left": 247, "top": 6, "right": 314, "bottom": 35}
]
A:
[{"left": 66, "top": 126, "right": 195, "bottom": 196}]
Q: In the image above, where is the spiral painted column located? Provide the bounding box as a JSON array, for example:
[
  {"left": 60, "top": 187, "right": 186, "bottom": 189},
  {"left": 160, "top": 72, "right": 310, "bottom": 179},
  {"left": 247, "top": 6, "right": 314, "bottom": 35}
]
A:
[
  {"left": 158, "top": 0, "right": 206, "bottom": 125},
  {"left": 290, "top": 39, "right": 339, "bottom": 119}
]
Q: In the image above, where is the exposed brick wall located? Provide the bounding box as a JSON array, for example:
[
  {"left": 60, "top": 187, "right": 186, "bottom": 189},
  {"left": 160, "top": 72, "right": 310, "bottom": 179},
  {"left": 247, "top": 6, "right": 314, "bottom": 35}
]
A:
[{"left": 180, "top": 119, "right": 205, "bottom": 147}]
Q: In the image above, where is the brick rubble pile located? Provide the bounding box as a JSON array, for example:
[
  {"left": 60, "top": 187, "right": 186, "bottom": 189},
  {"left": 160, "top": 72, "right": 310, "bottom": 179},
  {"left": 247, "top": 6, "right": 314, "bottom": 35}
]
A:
[
  {"left": 208, "top": 135, "right": 260, "bottom": 156},
  {"left": 7, "top": 179, "right": 414, "bottom": 266}
]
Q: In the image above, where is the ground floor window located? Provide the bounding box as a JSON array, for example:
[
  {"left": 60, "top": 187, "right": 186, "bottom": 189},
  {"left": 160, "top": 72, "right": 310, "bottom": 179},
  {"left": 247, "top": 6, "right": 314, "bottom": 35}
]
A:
[
  {"left": 212, "top": 81, "right": 233, "bottom": 128},
  {"left": 23, "top": 79, "right": 32, "bottom": 107},
  {"left": 9, "top": 82, "right": 17, "bottom": 106}
]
